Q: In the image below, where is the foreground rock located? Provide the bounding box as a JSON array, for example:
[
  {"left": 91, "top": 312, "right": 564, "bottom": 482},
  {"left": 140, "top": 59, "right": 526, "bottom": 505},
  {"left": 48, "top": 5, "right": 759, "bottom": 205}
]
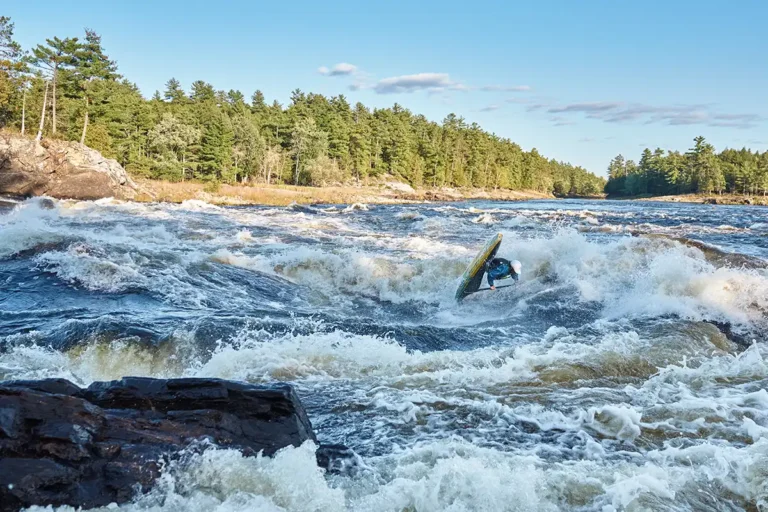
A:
[
  {"left": 0, "top": 377, "right": 349, "bottom": 511},
  {"left": 0, "top": 134, "right": 137, "bottom": 200}
]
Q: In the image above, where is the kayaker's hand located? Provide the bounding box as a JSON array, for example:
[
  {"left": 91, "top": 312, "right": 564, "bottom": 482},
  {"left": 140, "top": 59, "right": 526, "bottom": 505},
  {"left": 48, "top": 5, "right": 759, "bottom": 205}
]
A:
[{"left": 490, "top": 286, "right": 496, "bottom": 290}]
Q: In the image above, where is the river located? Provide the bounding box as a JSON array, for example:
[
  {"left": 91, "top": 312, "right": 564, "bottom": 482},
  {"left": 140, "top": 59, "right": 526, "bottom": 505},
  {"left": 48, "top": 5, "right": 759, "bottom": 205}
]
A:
[{"left": 1, "top": 197, "right": 767, "bottom": 511}]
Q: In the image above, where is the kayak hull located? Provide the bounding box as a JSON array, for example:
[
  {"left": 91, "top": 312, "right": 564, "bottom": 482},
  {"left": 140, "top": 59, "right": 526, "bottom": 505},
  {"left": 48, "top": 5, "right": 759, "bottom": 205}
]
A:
[{"left": 455, "top": 233, "right": 503, "bottom": 301}]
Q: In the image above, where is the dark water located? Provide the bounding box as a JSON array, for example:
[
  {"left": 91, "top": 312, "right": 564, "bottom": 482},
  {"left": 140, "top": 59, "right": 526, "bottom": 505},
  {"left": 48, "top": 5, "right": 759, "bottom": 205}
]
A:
[{"left": 1, "top": 197, "right": 767, "bottom": 511}]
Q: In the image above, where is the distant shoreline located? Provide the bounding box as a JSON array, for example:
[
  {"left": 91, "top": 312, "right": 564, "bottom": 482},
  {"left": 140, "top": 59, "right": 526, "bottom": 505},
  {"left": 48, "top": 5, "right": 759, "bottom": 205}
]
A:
[
  {"left": 8, "top": 180, "right": 767, "bottom": 208},
  {"left": 132, "top": 178, "right": 559, "bottom": 206},
  {"left": 612, "top": 193, "right": 768, "bottom": 206}
]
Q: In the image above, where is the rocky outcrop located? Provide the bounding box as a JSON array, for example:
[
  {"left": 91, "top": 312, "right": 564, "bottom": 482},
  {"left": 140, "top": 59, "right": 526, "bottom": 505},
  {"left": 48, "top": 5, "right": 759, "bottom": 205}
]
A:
[
  {"left": 384, "top": 181, "right": 416, "bottom": 195},
  {"left": 0, "top": 134, "right": 137, "bottom": 200},
  {"left": 0, "top": 377, "right": 349, "bottom": 511}
]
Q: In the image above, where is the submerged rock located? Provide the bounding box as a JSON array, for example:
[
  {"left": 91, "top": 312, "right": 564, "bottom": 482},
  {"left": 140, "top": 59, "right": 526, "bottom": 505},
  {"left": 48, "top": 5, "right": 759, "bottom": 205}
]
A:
[
  {"left": 0, "top": 134, "right": 137, "bottom": 200},
  {"left": 0, "top": 377, "right": 348, "bottom": 511}
]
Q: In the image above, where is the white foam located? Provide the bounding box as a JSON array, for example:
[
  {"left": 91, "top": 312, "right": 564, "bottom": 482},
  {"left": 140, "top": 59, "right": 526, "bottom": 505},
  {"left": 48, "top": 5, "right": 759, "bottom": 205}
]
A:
[
  {"left": 343, "top": 203, "right": 369, "bottom": 213},
  {"left": 236, "top": 229, "right": 256, "bottom": 243},
  {"left": 24, "top": 442, "right": 345, "bottom": 512},
  {"left": 472, "top": 213, "right": 496, "bottom": 224},
  {"left": 257, "top": 246, "right": 462, "bottom": 304},
  {"left": 396, "top": 210, "right": 424, "bottom": 221},
  {"left": 0, "top": 198, "right": 64, "bottom": 258},
  {"left": 33, "top": 436, "right": 766, "bottom": 512},
  {"left": 34, "top": 244, "right": 143, "bottom": 293},
  {"left": 580, "top": 404, "right": 642, "bottom": 441},
  {"left": 501, "top": 215, "right": 538, "bottom": 228},
  {"left": 179, "top": 199, "right": 223, "bottom": 211},
  {"left": 503, "top": 228, "right": 768, "bottom": 328}
]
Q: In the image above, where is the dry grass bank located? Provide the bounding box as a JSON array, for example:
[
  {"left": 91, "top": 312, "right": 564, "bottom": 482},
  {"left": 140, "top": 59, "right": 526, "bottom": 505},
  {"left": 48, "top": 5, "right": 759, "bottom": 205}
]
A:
[
  {"left": 133, "top": 179, "right": 553, "bottom": 206},
  {"left": 631, "top": 194, "right": 768, "bottom": 206}
]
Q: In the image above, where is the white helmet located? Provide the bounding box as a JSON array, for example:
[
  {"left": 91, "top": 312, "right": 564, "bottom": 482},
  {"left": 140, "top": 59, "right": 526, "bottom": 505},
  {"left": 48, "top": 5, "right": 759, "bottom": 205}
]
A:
[{"left": 511, "top": 260, "right": 522, "bottom": 280}]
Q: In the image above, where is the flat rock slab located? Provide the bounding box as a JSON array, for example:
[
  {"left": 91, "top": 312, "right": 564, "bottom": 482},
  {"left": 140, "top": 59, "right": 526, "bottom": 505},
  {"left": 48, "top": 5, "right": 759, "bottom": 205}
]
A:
[{"left": 0, "top": 377, "right": 339, "bottom": 511}]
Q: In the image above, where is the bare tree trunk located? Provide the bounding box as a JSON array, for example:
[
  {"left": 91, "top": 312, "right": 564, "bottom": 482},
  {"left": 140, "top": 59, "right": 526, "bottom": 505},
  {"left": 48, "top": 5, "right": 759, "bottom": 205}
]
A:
[
  {"left": 36, "top": 81, "right": 49, "bottom": 141},
  {"left": 272, "top": 154, "right": 278, "bottom": 185},
  {"left": 52, "top": 65, "right": 57, "bottom": 135},
  {"left": 181, "top": 153, "right": 186, "bottom": 182},
  {"left": 373, "top": 138, "right": 379, "bottom": 172},
  {"left": 21, "top": 88, "right": 26, "bottom": 136},
  {"left": 263, "top": 155, "right": 272, "bottom": 185},
  {"left": 80, "top": 96, "right": 89, "bottom": 144},
  {"left": 293, "top": 142, "right": 302, "bottom": 185}
]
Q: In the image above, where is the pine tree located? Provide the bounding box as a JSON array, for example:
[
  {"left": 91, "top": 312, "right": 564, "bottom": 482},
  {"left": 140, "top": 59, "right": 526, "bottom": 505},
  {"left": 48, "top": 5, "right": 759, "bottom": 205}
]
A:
[
  {"left": 198, "top": 112, "right": 233, "bottom": 181},
  {"left": 251, "top": 90, "right": 266, "bottom": 112},
  {"left": 686, "top": 136, "right": 723, "bottom": 194},
  {"left": 0, "top": 17, "right": 22, "bottom": 65},
  {"left": 226, "top": 90, "right": 247, "bottom": 114},
  {"left": 74, "top": 29, "right": 118, "bottom": 144},
  {"left": 30, "top": 36, "right": 80, "bottom": 136},
  {"left": 0, "top": 16, "right": 25, "bottom": 128},
  {"left": 164, "top": 78, "right": 186, "bottom": 103},
  {"left": 190, "top": 80, "right": 215, "bottom": 103},
  {"left": 664, "top": 151, "right": 684, "bottom": 193},
  {"left": 349, "top": 121, "right": 371, "bottom": 184}
]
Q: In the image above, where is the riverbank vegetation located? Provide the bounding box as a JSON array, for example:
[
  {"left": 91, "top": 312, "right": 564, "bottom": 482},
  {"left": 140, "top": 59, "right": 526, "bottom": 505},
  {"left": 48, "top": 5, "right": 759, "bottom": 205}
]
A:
[
  {"left": 0, "top": 16, "right": 604, "bottom": 198},
  {"left": 605, "top": 136, "right": 768, "bottom": 198}
]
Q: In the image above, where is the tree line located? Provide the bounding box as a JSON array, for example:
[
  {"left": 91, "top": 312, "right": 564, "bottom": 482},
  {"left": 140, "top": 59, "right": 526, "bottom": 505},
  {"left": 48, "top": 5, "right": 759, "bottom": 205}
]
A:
[
  {"left": 0, "top": 16, "right": 605, "bottom": 195},
  {"left": 605, "top": 136, "right": 768, "bottom": 197}
]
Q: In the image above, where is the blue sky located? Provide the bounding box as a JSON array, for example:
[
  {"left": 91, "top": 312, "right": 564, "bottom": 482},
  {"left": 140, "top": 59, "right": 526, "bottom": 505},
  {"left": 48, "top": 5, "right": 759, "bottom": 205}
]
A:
[{"left": 5, "top": 0, "right": 767, "bottom": 176}]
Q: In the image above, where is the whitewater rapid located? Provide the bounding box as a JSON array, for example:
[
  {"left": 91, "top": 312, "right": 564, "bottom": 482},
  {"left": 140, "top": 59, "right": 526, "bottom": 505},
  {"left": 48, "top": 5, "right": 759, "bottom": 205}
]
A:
[{"left": 2, "top": 197, "right": 768, "bottom": 511}]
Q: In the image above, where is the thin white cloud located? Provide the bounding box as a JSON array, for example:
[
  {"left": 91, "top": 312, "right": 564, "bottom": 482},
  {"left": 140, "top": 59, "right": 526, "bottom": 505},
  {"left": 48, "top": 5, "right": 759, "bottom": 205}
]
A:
[
  {"left": 539, "top": 100, "right": 762, "bottom": 129},
  {"left": 550, "top": 116, "right": 576, "bottom": 127},
  {"left": 479, "top": 104, "right": 501, "bottom": 112},
  {"left": 481, "top": 85, "right": 532, "bottom": 92},
  {"left": 318, "top": 62, "right": 358, "bottom": 76},
  {"left": 326, "top": 67, "right": 532, "bottom": 99},
  {"left": 549, "top": 102, "right": 623, "bottom": 114},
  {"left": 373, "top": 73, "right": 464, "bottom": 94}
]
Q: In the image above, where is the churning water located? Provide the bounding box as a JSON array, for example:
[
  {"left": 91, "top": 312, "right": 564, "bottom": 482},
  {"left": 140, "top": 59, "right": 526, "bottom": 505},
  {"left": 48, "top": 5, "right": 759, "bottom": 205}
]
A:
[{"left": 1, "top": 196, "right": 768, "bottom": 511}]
